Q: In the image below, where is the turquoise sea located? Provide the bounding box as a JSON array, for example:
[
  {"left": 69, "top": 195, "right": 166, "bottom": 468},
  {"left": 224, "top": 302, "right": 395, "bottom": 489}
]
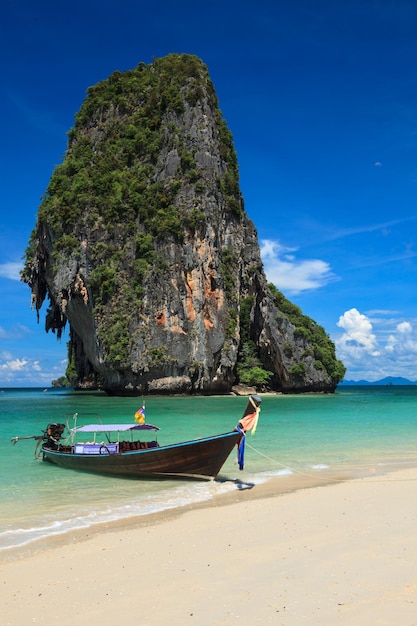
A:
[{"left": 1, "top": 386, "right": 417, "bottom": 552}]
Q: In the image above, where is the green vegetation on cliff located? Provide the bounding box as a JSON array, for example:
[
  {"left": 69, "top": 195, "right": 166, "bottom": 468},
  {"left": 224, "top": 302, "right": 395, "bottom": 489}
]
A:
[
  {"left": 22, "top": 53, "right": 243, "bottom": 372},
  {"left": 24, "top": 54, "right": 240, "bottom": 265},
  {"left": 268, "top": 284, "right": 346, "bottom": 383},
  {"left": 237, "top": 296, "right": 273, "bottom": 388},
  {"left": 22, "top": 53, "right": 344, "bottom": 394}
]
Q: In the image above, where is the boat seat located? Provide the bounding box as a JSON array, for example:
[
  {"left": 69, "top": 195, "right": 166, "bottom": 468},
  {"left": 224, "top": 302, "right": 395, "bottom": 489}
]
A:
[{"left": 118, "top": 440, "right": 159, "bottom": 451}]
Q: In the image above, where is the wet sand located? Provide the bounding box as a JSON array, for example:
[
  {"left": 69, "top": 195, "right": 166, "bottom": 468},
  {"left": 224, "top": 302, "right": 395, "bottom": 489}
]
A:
[{"left": 2, "top": 467, "right": 417, "bottom": 625}]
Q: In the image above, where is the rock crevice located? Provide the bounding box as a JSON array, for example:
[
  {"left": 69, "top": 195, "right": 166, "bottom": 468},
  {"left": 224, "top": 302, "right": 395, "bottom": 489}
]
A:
[{"left": 22, "top": 54, "right": 344, "bottom": 395}]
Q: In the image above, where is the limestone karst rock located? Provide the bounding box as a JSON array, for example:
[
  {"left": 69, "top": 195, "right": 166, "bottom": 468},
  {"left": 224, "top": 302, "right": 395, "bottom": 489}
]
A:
[{"left": 22, "top": 54, "right": 345, "bottom": 395}]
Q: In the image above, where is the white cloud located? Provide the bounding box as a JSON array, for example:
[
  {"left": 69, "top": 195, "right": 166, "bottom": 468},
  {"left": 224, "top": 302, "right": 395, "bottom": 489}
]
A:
[
  {"left": 0, "top": 352, "right": 67, "bottom": 386},
  {"left": 335, "top": 309, "right": 417, "bottom": 381},
  {"left": 385, "top": 322, "right": 417, "bottom": 356},
  {"left": 260, "top": 239, "right": 335, "bottom": 294},
  {"left": 366, "top": 309, "right": 400, "bottom": 316},
  {"left": 0, "top": 358, "right": 28, "bottom": 372},
  {"left": 337, "top": 308, "right": 379, "bottom": 355},
  {"left": 317, "top": 215, "right": 417, "bottom": 246},
  {"left": 397, "top": 321, "right": 412, "bottom": 334},
  {"left": 0, "top": 261, "right": 22, "bottom": 281},
  {"left": 0, "top": 324, "right": 32, "bottom": 339}
]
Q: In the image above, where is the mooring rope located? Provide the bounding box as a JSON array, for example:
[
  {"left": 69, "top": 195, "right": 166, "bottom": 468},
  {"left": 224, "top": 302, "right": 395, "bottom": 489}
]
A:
[{"left": 245, "top": 441, "right": 417, "bottom": 483}]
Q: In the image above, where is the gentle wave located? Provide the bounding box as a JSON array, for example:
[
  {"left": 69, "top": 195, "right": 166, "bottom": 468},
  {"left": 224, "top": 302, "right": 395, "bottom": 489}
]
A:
[{"left": 0, "top": 477, "right": 255, "bottom": 551}]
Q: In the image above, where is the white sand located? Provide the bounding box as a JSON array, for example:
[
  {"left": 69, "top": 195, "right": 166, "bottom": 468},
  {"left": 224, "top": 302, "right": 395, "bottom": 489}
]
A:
[{"left": 2, "top": 468, "right": 417, "bottom": 625}]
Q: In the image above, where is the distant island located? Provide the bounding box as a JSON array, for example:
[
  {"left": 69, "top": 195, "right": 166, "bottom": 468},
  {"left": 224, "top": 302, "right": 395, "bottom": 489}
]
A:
[{"left": 339, "top": 376, "right": 417, "bottom": 386}]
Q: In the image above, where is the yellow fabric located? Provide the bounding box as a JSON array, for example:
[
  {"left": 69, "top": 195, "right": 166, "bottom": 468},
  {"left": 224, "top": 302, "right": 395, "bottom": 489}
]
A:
[{"left": 134, "top": 407, "right": 145, "bottom": 423}]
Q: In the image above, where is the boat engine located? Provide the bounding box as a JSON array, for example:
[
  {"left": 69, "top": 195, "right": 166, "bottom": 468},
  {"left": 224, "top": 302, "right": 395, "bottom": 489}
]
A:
[{"left": 43, "top": 423, "right": 66, "bottom": 449}]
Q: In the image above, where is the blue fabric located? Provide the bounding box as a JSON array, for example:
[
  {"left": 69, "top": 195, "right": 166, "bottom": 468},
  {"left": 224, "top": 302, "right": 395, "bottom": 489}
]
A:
[{"left": 237, "top": 427, "right": 246, "bottom": 470}]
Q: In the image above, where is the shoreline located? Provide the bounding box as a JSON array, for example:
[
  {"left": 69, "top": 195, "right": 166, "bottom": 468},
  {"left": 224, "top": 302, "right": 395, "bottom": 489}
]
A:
[
  {"left": 3, "top": 449, "right": 414, "bottom": 555},
  {"left": 2, "top": 455, "right": 414, "bottom": 562},
  {"left": 3, "top": 465, "right": 417, "bottom": 624}
]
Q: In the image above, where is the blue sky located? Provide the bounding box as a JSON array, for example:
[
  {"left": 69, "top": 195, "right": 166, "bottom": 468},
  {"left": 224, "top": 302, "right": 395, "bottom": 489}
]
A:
[{"left": 1, "top": 0, "right": 416, "bottom": 386}]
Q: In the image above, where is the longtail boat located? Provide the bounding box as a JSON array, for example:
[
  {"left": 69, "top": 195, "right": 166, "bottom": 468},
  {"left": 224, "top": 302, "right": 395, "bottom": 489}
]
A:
[{"left": 11, "top": 395, "right": 261, "bottom": 480}]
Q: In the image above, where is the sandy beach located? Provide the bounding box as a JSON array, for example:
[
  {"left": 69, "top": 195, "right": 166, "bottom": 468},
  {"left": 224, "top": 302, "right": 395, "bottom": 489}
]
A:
[{"left": 2, "top": 468, "right": 417, "bottom": 626}]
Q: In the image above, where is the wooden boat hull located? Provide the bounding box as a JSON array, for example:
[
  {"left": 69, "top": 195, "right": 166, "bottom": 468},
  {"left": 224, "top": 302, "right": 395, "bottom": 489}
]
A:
[{"left": 41, "top": 431, "right": 242, "bottom": 480}]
